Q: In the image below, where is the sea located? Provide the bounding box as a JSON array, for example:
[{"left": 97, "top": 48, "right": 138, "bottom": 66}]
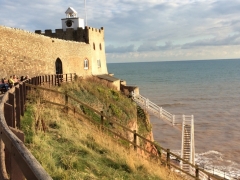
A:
[{"left": 107, "top": 59, "right": 240, "bottom": 179}]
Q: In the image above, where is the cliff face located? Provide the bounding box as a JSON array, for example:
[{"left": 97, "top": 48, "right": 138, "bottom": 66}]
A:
[
  {"left": 58, "top": 77, "right": 158, "bottom": 157},
  {"left": 136, "top": 108, "right": 159, "bottom": 157}
]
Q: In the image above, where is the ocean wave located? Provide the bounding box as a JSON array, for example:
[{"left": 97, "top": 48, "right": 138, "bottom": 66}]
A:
[
  {"left": 159, "top": 103, "right": 186, "bottom": 107},
  {"left": 195, "top": 150, "right": 240, "bottom": 179},
  {"left": 167, "top": 150, "right": 240, "bottom": 179}
]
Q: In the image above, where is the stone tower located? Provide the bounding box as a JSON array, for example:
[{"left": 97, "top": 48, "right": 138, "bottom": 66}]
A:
[{"left": 34, "top": 7, "right": 108, "bottom": 76}]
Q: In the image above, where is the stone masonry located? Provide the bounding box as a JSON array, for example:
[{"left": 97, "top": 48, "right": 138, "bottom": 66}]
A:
[{"left": 0, "top": 25, "right": 108, "bottom": 79}]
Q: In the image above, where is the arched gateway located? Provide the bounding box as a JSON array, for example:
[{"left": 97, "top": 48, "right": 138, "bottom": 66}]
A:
[{"left": 55, "top": 58, "right": 63, "bottom": 74}]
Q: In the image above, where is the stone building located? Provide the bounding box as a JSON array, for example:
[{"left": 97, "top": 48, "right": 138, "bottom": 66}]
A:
[{"left": 0, "top": 7, "right": 108, "bottom": 79}]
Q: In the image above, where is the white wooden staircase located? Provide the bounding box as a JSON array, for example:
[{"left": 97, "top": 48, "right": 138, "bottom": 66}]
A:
[
  {"left": 132, "top": 93, "right": 195, "bottom": 174},
  {"left": 181, "top": 115, "right": 195, "bottom": 171}
]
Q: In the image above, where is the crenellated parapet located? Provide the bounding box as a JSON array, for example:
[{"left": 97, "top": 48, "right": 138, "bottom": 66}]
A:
[{"left": 35, "top": 26, "right": 104, "bottom": 44}]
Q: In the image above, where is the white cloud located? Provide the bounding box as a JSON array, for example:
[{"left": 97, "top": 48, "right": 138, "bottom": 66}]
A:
[{"left": 0, "top": 0, "right": 240, "bottom": 62}]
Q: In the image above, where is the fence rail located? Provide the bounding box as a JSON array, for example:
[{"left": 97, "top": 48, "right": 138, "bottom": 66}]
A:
[
  {"left": 25, "top": 83, "right": 221, "bottom": 180},
  {"left": 0, "top": 73, "right": 222, "bottom": 180},
  {"left": 0, "top": 73, "right": 75, "bottom": 180}
]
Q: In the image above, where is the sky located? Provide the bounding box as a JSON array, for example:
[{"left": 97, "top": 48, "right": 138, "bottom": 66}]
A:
[{"left": 1, "top": 0, "right": 240, "bottom": 63}]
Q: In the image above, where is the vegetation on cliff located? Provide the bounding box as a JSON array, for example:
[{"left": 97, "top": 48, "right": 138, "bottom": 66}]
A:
[{"left": 21, "top": 77, "right": 184, "bottom": 180}]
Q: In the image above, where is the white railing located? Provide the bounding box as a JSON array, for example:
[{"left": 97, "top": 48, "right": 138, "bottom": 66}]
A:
[
  {"left": 181, "top": 115, "right": 195, "bottom": 171},
  {"left": 132, "top": 93, "right": 232, "bottom": 180},
  {"left": 133, "top": 94, "right": 175, "bottom": 125},
  {"left": 132, "top": 93, "right": 197, "bottom": 175}
]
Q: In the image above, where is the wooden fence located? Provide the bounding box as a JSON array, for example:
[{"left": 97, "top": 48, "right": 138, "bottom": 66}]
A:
[
  {"left": 0, "top": 73, "right": 75, "bottom": 180},
  {"left": 0, "top": 73, "right": 221, "bottom": 180},
  {"left": 25, "top": 78, "right": 221, "bottom": 180}
]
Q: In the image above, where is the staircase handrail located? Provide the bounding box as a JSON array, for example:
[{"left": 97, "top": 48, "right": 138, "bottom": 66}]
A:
[{"left": 133, "top": 94, "right": 175, "bottom": 125}]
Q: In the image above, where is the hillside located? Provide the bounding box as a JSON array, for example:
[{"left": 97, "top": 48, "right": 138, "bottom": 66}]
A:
[{"left": 21, "top": 77, "right": 185, "bottom": 180}]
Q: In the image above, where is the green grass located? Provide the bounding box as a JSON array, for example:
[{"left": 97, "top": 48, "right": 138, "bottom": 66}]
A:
[
  {"left": 60, "top": 77, "right": 137, "bottom": 125},
  {"left": 21, "top": 105, "right": 34, "bottom": 143},
  {"left": 20, "top": 78, "right": 185, "bottom": 180},
  {"left": 21, "top": 104, "right": 175, "bottom": 180}
]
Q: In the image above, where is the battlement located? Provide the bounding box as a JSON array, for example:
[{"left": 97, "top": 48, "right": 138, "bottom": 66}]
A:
[
  {"left": 87, "top": 26, "right": 104, "bottom": 33},
  {"left": 35, "top": 26, "right": 104, "bottom": 43}
]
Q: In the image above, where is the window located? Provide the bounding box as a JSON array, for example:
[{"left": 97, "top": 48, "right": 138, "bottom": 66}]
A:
[
  {"left": 93, "top": 43, "right": 95, "bottom": 50},
  {"left": 99, "top": 43, "right": 102, "bottom": 50},
  {"left": 84, "top": 59, "right": 89, "bottom": 69},
  {"left": 97, "top": 59, "right": 101, "bottom": 68}
]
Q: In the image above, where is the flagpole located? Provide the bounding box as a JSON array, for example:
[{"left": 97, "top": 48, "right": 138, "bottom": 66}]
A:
[{"left": 84, "top": 0, "right": 87, "bottom": 26}]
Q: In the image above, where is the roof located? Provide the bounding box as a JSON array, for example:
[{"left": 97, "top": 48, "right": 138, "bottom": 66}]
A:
[
  {"left": 65, "top": 7, "right": 77, "bottom": 17},
  {"left": 65, "top": 7, "right": 77, "bottom": 14},
  {"left": 96, "top": 74, "right": 120, "bottom": 82}
]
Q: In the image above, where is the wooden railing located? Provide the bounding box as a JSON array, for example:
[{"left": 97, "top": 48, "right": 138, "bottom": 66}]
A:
[
  {"left": 0, "top": 73, "right": 75, "bottom": 180},
  {"left": 24, "top": 79, "right": 221, "bottom": 180},
  {"left": 0, "top": 73, "right": 221, "bottom": 180}
]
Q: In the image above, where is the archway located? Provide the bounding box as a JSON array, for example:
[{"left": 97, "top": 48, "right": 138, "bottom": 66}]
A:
[{"left": 55, "top": 58, "right": 63, "bottom": 74}]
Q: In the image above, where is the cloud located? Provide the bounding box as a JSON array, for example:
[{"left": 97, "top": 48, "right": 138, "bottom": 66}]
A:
[
  {"left": 182, "top": 33, "right": 240, "bottom": 49},
  {"left": 138, "top": 41, "right": 179, "bottom": 52},
  {"left": 106, "top": 44, "right": 135, "bottom": 53},
  {"left": 1, "top": 0, "right": 240, "bottom": 62}
]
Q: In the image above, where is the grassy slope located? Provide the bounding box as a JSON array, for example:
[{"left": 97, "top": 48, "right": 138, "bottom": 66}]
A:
[{"left": 21, "top": 78, "right": 185, "bottom": 180}]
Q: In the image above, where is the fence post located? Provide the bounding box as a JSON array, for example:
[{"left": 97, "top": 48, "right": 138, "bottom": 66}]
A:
[
  {"left": 54, "top": 74, "right": 58, "bottom": 86},
  {"left": 4, "top": 103, "right": 13, "bottom": 127},
  {"left": 15, "top": 87, "right": 21, "bottom": 129},
  {"left": 9, "top": 128, "right": 25, "bottom": 180},
  {"left": 48, "top": 75, "right": 50, "bottom": 87},
  {"left": 167, "top": 149, "right": 170, "bottom": 168},
  {"left": 23, "top": 82, "right": 26, "bottom": 107},
  {"left": 65, "top": 92, "right": 68, "bottom": 114},
  {"left": 51, "top": 75, "right": 54, "bottom": 86},
  {"left": 19, "top": 84, "right": 24, "bottom": 116},
  {"left": 133, "top": 130, "right": 137, "bottom": 151},
  {"left": 195, "top": 165, "right": 199, "bottom": 179},
  {"left": 8, "top": 93, "right": 16, "bottom": 128},
  {"left": 172, "top": 115, "right": 175, "bottom": 126},
  {"left": 54, "top": 75, "right": 57, "bottom": 86}
]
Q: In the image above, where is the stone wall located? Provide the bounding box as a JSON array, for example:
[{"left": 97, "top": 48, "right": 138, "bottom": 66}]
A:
[
  {"left": 35, "top": 27, "right": 88, "bottom": 43},
  {"left": 0, "top": 25, "right": 108, "bottom": 79},
  {"left": 87, "top": 27, "right": 108, "bottom": 75}
]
